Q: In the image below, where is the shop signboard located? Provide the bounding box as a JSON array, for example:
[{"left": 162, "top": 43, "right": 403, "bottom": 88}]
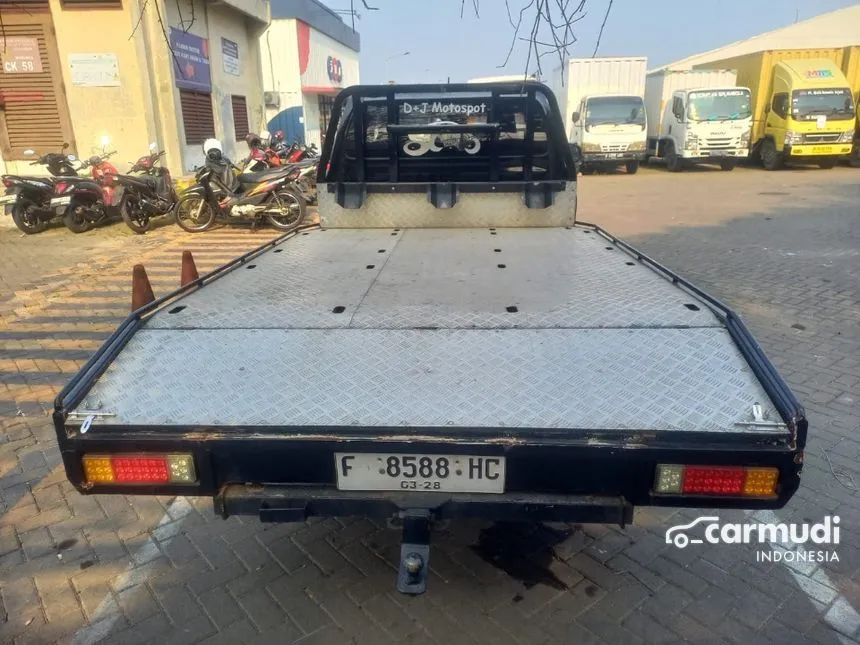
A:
[{"left": 170, "top": 28, "right": 211, "bottom": 92}]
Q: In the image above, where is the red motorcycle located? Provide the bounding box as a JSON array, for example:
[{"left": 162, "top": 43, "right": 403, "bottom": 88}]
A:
[
  {"left": 244, "top": 133, "right": 282, "bottom": 172},
  {"left": 50, "top": 151, "right": 119, "bottom": 233}
]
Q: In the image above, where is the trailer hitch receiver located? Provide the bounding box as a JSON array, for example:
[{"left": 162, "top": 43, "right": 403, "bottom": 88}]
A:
[{"left": 397, "top": 509, "right": 432, "bottom": 594}]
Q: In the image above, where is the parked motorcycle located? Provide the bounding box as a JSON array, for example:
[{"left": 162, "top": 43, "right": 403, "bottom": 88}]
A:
[
  {"left": 51, "top": 150, "right": 120, "bottom": 233},
  {"left": 118, "top": 143, "right": 177, "bottom": 234},
  {"left": 173, "top": 138, "right": 305, "bottom": 233},
  {"left": 0, "top": 143, "right": 80, "bottom": 234}
]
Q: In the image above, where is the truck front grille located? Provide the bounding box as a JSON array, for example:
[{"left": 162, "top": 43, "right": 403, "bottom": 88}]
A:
[
  {"left": 703, "top": 137, "right": 733, "bottom": 150},
  {"left": 600, "top": 143, "right": 628, "bottom": 152},
  {"left": 802, "top": 133, "right": 840, "bottom": 144}
]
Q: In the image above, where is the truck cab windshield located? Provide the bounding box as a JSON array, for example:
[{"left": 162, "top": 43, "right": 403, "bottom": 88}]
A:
[
  {"left": 791, "top": 88, "right": 855, "bottom": 121},
  {"left": 687, "top": 89, "right": 751, "bottom": 121},
  {"left": 584, "top": 96, "right": 645, "bottom": 126}
]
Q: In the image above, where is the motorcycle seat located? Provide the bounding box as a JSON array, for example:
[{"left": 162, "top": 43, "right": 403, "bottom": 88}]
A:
[
  {"left": 237, "top": 167, "right": 292, "bottom": 184},
  {"left": 3, "top": 175, "right": 54, "bottom": 185},
  {"left": 119, "top": 174, "right": 157, "bottom": 189}
]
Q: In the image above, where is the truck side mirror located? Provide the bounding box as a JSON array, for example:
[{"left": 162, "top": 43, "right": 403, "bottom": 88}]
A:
[{"left": 571, "top": 111, "right": 580, "bottom": 123}]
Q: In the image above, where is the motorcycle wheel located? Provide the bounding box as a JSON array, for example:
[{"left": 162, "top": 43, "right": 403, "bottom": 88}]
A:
[
  {"left": 63, "top": 205, "right": 90, "bottom": 234},
  {"left": 120, "top": 194, "right": 151, "bottom": 234},
  {"left": 174, "top": 194, "right": 216, "bottom": 233},
  {"left": 265, "top": 188, "right": 305, "bottom": 231},
  {"left": 11, "top": 199, "right": 47, "bottom": 234}
]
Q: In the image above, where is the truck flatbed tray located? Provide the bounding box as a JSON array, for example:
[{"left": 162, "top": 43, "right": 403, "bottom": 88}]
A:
[{"left": 59, "top": 225, "right": 799, "bottom": 442}]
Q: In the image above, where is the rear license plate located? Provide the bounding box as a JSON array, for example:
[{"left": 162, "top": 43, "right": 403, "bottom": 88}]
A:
[
  {"left": 0, "top": 195, "right": 17, "bottom": 205},
  {"left": 335, "top": 453, "right": 505, "bottom": 494},
  {"left": 50, "top": 196, "right": 71, "bottom": 206}
]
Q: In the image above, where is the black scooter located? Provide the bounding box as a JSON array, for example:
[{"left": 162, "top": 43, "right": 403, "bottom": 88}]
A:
[
  {"left": 173, "top": 152, "right": 305, "bottom": 233},
  {"left": 0, "top": 143, "right": 80, "bottom": 234},
  {"left": 118, "top": 146, "right": 177, "bottom": 234}
]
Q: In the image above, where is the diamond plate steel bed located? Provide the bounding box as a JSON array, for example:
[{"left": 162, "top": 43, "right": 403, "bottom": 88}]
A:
[{"left": 65, "top": 225, "right": 787, "bottom": 435}]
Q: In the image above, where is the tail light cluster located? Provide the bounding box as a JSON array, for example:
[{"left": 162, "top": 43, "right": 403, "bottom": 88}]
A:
[
  {"left": 82, "top": 454, "right": 196, "bottom": 485},
  {"left": 55, "top": 182, "right": 68, "bottom": 194},
  {"left": 2, "top": 177, "right": 14, "bottom": 188},
  {"left": 654, "top": 464, "right": 778, "bottom": 498}
]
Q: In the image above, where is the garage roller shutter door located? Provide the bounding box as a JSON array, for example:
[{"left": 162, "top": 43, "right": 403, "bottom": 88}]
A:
[{"left": 0, "top": 11, "right": 75, "bottom": 159}]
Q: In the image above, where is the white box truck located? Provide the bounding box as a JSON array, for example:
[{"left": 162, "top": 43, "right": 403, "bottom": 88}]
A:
[
  {"left": 644, "top": 69, "right": 752, "bottom": 172},
  {"left": 548, "top": 57, "right": 647, "bottom": 174}
]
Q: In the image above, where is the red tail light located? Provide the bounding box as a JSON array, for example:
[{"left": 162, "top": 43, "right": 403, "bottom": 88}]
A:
[
  {"left": 55, "top": 182, "right": 68, "bottom": 193},
  {"left": 654, "top": 464, "right": 779, "bottom": 497},
  {"left": 682, "top": 466, "right": 745, "bottom": 495},
  {"left": 2, "top": 177, "right": 13, "bottom": 188},
  {"left": 113, "top": 457, "right": 169, "bottom": 483},
  {"left": 82, "top": 454, "right": 196, "bottom": 485}
]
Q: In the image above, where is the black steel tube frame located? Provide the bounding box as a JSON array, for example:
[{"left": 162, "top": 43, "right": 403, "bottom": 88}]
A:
[{"left": 316, "top": 82, "right": 577, "bottom": 187}]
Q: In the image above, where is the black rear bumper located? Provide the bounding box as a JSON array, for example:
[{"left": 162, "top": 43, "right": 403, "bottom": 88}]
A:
[{"left": 216, "top": 485, "right": 634, "bottom": 525}]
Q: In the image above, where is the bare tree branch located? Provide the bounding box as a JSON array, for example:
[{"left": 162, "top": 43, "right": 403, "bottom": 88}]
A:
[
  {"left": 460, "top": 0, "right": 610, "bottom": 82},
  {"left": 150, "top": 0, "right": 183, "bottom": 77},
  {"left": 592, "top": 0, "right": 612, "bottom": 57},
  {"left": 185, "top": 0, "right": 196, "bottom": 33},
  {"left": 129, "top": 0, "right": 150, "bottom": 40}
]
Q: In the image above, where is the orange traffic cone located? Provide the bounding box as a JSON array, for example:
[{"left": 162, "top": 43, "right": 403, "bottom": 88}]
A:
[
  {"left": 180, "top": 250, "right": 199, "bottom": 286},
  {"left": 131, "top": 264, "right": 155, "bottom": 312}
]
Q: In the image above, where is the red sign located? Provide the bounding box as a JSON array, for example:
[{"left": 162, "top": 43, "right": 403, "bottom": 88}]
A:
[{"left": 1, "top": 37, "right": 43, "bottom": 74}]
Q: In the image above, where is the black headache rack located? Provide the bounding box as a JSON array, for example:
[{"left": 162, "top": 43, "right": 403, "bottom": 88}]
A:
[{"left": 316, "top": 82, "right": 576, "bottom": 209}]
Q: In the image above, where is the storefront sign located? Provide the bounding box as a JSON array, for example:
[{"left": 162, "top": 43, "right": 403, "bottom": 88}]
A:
[
  {"left": 401, "top": 102, "right": 487, "bottom": 116},
  {"left": 327, "top": 56, "right": 343, "bottom": 84},
  {"left": 69, "top": 53, "right": 120, "bottom": 87},
  {"left": 1, "top": 37, "right": 42, "bottom": 74},
  {"left": 222, "top": 38, "right": 240, "bottom": 76},
  {"left": 170, "top": 28, "right": 211, "bottom": 92}
]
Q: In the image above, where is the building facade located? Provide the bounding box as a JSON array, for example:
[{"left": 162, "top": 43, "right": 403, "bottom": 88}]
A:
[
  {"left": 654, "top": 4, "right": 860, "bottom": 72},
  {"left": 0, "top": 0, "right": 269, "bottom": 177},
  {"left": 261, "top": 0, "right": 360, "bottom": 149}
]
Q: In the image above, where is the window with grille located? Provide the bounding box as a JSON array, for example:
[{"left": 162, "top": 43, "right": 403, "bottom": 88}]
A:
[
  {"left": 318, "top": 95, "right": 335, "bottom": 138},
  {"left": 179, "top": 90, "right": 215, "bottom": 145},
  {"left": 231, "top": 95, "right": 249, "bottom": 140}
]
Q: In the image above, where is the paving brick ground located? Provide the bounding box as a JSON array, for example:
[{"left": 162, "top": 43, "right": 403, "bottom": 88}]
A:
[{"left": 0, "top": 166, "right": 858, "bottom": 645}]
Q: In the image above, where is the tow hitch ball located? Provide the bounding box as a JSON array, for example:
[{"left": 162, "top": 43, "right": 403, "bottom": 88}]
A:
[{"left": 397, "top": 510, "right": 432, "bottom": 595}]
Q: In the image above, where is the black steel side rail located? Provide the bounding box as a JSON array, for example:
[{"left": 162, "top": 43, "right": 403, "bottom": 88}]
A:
[
  {"left": 54, "top": 224, "right": 318, "bottom": 415},
  {"left": 580, "top": 221, "right": 807, "bottom": 450}
]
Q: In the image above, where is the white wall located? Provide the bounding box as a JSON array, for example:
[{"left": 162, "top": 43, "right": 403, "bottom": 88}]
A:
[
  {"left": 300, "top": 25, "right": 360, "bottom": 91},
  {"left": 260, "top": 18, "right": 359, "bottom": 147},
  {"left": 260, "top": 18, "right": 303, "bottom": 130}
]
